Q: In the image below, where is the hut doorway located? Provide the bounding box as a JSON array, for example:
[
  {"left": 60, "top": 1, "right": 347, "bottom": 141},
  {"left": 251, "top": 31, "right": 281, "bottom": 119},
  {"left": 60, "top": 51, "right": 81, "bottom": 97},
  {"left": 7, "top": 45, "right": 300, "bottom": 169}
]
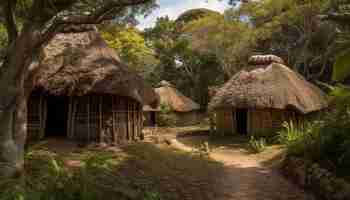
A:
[
  {"left": 150, "top": 112, "right": 156, "bottom": 126},
  {"left": 45, "top": 95, "right": 69, "bottom": 137},
  {"left": 236, "top": 108, "right": 248, "bottom": 135}
]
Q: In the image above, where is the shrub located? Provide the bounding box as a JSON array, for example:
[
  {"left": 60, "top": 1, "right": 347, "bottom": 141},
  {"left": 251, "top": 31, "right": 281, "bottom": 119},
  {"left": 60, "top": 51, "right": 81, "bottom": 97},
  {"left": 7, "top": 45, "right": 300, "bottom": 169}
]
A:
[
  {"left": 277, "top": 120, "right": 323, "bottom": 158},
  {"left": 157, "top": 103, "right": 177, "bottom": 126},
  {"left": 143, "top": 191, "right": 162, "bottom": 200},
  {"left": 248, "top": 136, "right": 267, "bottom": 153}
]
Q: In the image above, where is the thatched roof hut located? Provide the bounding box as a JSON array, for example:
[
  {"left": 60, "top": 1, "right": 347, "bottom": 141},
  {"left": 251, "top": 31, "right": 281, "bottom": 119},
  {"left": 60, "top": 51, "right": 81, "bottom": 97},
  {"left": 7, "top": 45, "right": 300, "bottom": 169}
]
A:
[
  {"left": 143, "top": 81, "right": 201, "bottom": 126},
  {"left": 209, "top": 55, "right": 328, "bottom": 136},
  {"left": 156, "top": 81, "right": 200, "bottom": 112},
  {"left": 27, "top": 25, "right": 158, "bottom": 144}
]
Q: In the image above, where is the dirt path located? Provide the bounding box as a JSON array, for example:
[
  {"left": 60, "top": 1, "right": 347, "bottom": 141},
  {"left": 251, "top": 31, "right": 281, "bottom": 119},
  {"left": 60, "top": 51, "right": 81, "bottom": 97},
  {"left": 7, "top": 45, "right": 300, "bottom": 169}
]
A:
[{"left": 171, "top": 137, "right": 315, "bottom": 200}]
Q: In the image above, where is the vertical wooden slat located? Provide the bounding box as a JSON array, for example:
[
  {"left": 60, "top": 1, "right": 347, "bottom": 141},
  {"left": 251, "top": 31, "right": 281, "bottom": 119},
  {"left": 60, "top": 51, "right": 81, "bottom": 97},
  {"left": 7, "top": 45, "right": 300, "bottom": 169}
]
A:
[
  {"left": 87, "top": 96, "right": 90, "bottom": 143},
  {"left": 126, "top": 101, "right": 130, "bottom": 141},
  {"left": 42, "top": 97, "right": 48, "bottom": 139},
  {"left": 71, "top": 99, "right": 77, "bottom": 139},
  {"left": 116, "top": 98, "right": 120, "bottom": 143},
  {"left": 99, "top": 96, "right": 103, "bottom": 143},
  {"left": 67, "top": 97, "right": 72, "bottom": 138},
  {"left": 138, "top": 104, "right": 142, "bottom": 139},
  {"left": 112, "top": 95, "right": 116, "bottom": 143},
  {"left": 38, "top": 94, "right": 42, "bottom": 137},
  {"left": 132, "top": 102, "right": 135, "bottom": 140}
]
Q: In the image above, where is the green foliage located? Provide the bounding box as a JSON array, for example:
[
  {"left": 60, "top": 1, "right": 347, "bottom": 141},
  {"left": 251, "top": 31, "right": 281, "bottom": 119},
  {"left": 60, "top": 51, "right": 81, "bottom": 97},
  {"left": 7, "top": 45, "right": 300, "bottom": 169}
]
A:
[
  {"left": 143, "top": 191, "right": 162, "bottom": 200},
  {"left": 279, "top": 87, "right": 350, "bottom": 179},
  {"left": 100, "top": 25, "right": 158, "bottom": 73},
  {"left": 144, "top": 16, "right": 224, "bottom": 106},
  {"left": 157, "top": 103, "right": 176, "bottom": 126},
  {"left": 277, "top": 121, "right": 322, "bottom": 157},
  {"left": 159, "top": 103, "right": 171, "bottom": 114},
  {"left": 332, "top": 47, "right": 350, "bottom": 82},
  {"left": 248, "top": 136, "right": 267, "bottom": 153},
  {"left": 183, "top": 14, "right": 254, "bottom": 76}
]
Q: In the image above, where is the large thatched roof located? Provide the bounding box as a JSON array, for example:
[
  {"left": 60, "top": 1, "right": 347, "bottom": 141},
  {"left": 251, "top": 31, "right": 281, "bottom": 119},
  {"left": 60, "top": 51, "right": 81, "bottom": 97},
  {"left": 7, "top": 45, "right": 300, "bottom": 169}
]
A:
[
  {"left": 148, "top": 81, "right": 200, "bottom": 112},
  {"left": 209, "top": 61, "right": 328, "bottom": 114},
  {"left": 33, "top": 26, "right": 158, "bottom": 107}
]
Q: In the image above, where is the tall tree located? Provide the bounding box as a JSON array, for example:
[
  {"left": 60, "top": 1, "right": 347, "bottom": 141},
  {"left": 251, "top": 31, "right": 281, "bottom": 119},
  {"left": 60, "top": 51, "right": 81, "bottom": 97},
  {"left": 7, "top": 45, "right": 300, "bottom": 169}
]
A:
[{"left": 0, "top": 0, "right": 156, "bottom": 178}]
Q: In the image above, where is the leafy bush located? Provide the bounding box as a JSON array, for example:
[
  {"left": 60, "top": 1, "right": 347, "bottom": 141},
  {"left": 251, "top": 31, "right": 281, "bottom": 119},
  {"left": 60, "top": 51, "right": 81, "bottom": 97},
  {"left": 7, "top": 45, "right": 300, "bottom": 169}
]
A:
[
  {"left": 143, "top": 191, "right": 162, "bottom": 200},
  {"left": 157, "top": 103, "right": 177, "bottom": 126},
  {"left": 278, "top": 87, "right": 350, "bottom": 179},
  {"left": 248, "top": 136, "right": 267, "bottom": 153},
  {"left": 278, "top": 120, "right": 323, "bottom": 158}
]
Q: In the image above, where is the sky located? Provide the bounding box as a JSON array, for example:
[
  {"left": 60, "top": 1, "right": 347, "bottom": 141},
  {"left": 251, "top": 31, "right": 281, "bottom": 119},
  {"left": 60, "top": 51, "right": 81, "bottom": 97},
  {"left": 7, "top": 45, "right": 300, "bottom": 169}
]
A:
[{"left": 137, "top": 0, "right": 230, "bottom": 29}]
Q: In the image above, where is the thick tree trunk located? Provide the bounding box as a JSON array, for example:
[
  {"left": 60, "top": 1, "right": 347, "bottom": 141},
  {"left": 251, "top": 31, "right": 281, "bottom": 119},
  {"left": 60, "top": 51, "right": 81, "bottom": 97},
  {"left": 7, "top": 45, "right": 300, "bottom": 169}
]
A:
[{"left": 0, "top": 28, "right": 38, "bottom": 178}]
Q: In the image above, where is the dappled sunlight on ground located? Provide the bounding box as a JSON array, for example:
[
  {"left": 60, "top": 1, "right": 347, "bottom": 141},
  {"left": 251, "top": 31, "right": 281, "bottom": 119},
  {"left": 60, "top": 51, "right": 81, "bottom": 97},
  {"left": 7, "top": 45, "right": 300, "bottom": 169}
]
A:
[
  {"left": 26, "top": 126, "right": 314, "bottom": 200},
  {"left": 168, "top": 126, "right": 315, "bottom": 200},
  {"left": 28, "top": 137, "right": 225, "bottom": 200}
]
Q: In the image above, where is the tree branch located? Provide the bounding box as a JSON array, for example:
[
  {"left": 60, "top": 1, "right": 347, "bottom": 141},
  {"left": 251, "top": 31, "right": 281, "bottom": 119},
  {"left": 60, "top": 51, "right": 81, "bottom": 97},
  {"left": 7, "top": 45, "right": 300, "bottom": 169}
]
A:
[
  {"left": 37, "top": 0, "right": 151, "bottom": 46},
  {"left": 2, "top": 0, "right": 18, "bottom": 45},
  {"left": 319, "top": 12, "right": 350, "bottom": 23}
]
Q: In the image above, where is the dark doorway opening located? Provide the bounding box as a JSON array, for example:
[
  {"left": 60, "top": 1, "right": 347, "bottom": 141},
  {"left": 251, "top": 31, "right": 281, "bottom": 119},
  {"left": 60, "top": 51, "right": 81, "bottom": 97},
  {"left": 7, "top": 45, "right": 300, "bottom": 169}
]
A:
[
  {"left": 236, "top": 108, "right": 248, "bottom": 135},
  {"left": 45, "top": 95, "right": 69, "bottom": 137},
  {"left": 150, "top": 112, "right": 156, "bottom": 126}
]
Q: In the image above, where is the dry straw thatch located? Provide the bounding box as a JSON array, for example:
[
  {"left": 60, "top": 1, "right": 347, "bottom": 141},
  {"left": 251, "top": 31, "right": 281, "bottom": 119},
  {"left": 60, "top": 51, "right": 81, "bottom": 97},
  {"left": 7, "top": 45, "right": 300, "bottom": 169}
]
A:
[
  {"left": 209, "top": 58, "right": 328, "bottom": 114},
  {"left": 33, "top": 25, "right": 158, "bottom": 107},
  {"left": 155, "top": 81, "right": 200, "bottom": 112}
]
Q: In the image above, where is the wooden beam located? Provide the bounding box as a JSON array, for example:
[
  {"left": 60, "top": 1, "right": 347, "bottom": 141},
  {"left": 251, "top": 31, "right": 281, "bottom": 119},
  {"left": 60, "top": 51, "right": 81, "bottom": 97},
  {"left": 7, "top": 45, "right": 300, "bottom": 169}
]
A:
[
  {"left": 99, "top": 96, "right": 103, "bottom": 143},
  {"left": 71, "top": 99, "right": 77, "bottom": 139},
  {"left": 38, "top": 94, "right": 43, "bottom": 138},
  {"left": 112, "top": 95, "right": 117, "bottom": 144},
  {"left": 87, "top": 96, "right": 90, "bottom": 143},
  {"left": 67, "top": 97, "right": 72, "bottom": 138}
]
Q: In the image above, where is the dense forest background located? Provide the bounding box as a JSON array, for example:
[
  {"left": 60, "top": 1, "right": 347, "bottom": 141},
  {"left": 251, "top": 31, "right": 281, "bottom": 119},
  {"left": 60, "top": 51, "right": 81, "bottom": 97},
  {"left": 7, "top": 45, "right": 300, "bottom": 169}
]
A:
[
  {"left": 0, "top": 0, "right": 349, "bottom": 108},
  {"left": 85, "top": 0, "right": 350, "bottom": 108}
]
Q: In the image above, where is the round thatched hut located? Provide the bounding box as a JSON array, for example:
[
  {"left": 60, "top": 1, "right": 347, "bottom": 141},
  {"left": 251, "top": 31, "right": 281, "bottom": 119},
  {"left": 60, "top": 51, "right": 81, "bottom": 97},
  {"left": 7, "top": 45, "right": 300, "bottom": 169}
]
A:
[
  {"left": 27, "top": 26, "right": 158, "bottom": 144},
  {"left": 143, "top": 81, "right": 201, "bottom": 126},
  {"left": 208, "top": 55, "right": 328, "bottom": 136}
]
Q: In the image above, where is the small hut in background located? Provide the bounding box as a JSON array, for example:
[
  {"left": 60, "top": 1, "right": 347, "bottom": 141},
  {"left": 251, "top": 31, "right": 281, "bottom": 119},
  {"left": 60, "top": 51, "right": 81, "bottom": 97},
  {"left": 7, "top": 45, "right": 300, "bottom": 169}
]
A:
[
  {"left": 209, "top": 55, "right": 328, "bottom": 136},
  {"left": 148, "top": 81, "right": 201, "bottom": 126},
  {"left": 27, "top": 25, "right": 158, "bottom": 144}
]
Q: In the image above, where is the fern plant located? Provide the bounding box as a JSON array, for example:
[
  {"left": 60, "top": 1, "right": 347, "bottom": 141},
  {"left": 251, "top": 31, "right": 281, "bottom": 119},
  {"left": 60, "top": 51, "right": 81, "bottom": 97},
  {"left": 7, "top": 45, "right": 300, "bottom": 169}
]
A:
[{"left": 248, "top": 136, "right": 267, "bottom": 153}]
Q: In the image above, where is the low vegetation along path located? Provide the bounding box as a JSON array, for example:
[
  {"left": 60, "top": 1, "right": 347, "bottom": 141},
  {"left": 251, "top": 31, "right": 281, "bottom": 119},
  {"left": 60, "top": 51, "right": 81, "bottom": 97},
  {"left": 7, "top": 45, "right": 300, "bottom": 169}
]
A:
[{"left": 171, "top": 136, "right": 314, "bottom": 200}]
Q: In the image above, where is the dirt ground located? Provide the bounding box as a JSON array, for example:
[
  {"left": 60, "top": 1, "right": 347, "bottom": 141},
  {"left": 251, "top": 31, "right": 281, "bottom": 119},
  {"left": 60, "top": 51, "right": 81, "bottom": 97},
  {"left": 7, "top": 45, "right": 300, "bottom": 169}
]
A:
[
  {"left": 31, "top": 126, "right": 315, "bottom": 200},
  {"left": 147, "top": 126, "right": 315, "bottom": 200}
]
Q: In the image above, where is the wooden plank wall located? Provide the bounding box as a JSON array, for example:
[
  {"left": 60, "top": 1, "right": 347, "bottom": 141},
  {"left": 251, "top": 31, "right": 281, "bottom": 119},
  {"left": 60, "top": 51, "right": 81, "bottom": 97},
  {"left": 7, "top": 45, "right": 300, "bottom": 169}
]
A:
[
  {"left": 215, "top": 109, "right": 235, "bottom": 136},
  {"left": 27, "top": 93, "right": 46, "bottom": 140},
  {"left": 70, "top": 94, "right": 142, "bottom": 144},
  {"left": 249, "top": 109, "right": 301, "bottom": 136}
]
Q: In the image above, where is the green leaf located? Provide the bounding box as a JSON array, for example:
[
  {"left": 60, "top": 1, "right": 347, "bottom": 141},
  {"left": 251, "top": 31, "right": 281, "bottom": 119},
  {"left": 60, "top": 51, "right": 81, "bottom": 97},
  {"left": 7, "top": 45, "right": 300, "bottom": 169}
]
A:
[{"left": 332, "top": 50, "right": 350, "bottom": 81}]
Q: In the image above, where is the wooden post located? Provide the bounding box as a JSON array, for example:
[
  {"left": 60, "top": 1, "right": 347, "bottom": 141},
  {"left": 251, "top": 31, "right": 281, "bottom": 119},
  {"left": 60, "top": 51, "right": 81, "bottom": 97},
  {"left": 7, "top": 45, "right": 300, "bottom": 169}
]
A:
[
  {"left": 112, "top": 96, "right": 117, "bottom": 144},
  {"left": 67, "top": 97, "right": 72, "bottom": 138},
  {"left": 71, "top": 99, "right": 77, "bottom": 139},
  {"left": 139, "top": 104, "right": 144, "bottom": 140},
  {"left": 87, "top": 96, "right": 90, "bottom": 143},
  {"left": 132, "top": 102, "right": 136, "bottom": 140},
  {"left": 126, "top": 101, "right": 130, "bottom": 141},
  {"left": 39, "top": 94, "right": 42, "bottom": 136},
  {"left": 39, "top": 94, "right": 47, "bottom": 139},
  {"left": 99, "top": 96, "right": 103, "bottom": 143}
]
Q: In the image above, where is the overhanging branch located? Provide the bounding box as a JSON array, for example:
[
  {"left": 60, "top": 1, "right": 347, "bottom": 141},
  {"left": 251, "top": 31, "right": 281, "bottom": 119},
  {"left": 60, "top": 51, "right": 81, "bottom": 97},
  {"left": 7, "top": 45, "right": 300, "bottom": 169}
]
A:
[
  {"left": 319, "top": 12, "right": 350, "bottom": 23},
  {"left": 38, "top": 0, "right": 151, "bottom": 46},
  {"left": 2, "top": 0, "right": 18, "bottom": 45}
]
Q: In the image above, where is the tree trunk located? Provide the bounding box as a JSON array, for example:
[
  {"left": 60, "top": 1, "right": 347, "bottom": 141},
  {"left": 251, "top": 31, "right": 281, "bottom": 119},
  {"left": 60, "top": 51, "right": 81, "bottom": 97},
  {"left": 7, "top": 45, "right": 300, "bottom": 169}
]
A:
[{"left": 0, "top": 27, "right": 38, "bottom": 178}]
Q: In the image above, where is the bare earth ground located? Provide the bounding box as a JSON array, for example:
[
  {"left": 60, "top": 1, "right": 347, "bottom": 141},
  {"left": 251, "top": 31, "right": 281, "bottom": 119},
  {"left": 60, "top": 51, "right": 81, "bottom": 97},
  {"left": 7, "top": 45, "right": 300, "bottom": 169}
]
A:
[
  {"left": 148, "top": 126, "right": 315, "bottom": 200},
  {"left": 32, "top": 126, "right": 314, "bottom": 200}
]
